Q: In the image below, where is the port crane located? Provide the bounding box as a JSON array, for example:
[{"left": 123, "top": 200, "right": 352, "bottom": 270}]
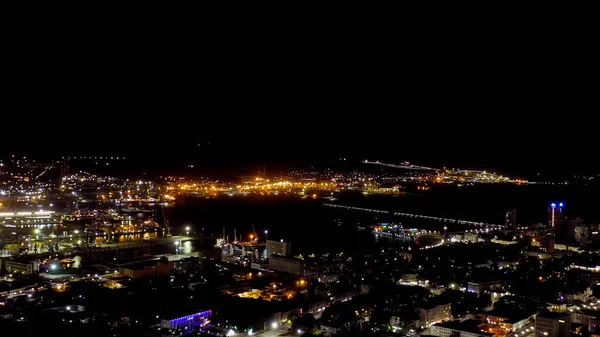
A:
[{"left": 162, "top": 205, "right": 171, "bottom": 237}]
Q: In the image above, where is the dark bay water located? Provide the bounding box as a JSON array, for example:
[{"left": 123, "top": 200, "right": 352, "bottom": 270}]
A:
[{"left": 164, "top": 184, "right": 598, "bottom": 254}]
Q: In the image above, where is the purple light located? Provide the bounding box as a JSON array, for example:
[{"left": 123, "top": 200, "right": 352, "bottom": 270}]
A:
[
  {"left": 559, "top": 202, "right": 564, "bottom": 207},
  {"left": 168, "top": 310, "right": 211, "bottom": 329},
  {"left": 550, "top": 203, "right": 556, "bottom": 208}
]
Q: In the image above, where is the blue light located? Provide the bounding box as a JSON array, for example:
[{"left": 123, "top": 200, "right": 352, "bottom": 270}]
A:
[
  {"left": 559, "top": 202, "right": 564, "bottom": 207},
  {"left": 550, "top": 203, "right": 556, "bottom": 207},
  {"left": 168, "top": 310, "right": 212, "bottom": 329}
]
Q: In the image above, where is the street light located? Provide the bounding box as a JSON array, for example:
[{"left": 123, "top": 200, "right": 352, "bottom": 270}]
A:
[
  {"left": 264, "top": 230, "right": 269, "bottom": 256},
  {"left": 185, "top": 226, "right": 190, "bottom": 236}
]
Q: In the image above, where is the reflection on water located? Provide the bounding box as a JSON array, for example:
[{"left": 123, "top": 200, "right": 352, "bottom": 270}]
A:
[
  {"left": 373, "top": 233, "right": 412, "bottom": 244},
  {"left": 91, "top": 233, "right": 195, "bottom": 254},
  {"left": 181, "top": 240, "right": 193, "bottom": 254},
  {"left": 95, "top": 232, "right": 158, "bottom": 244},
  {"left": 174, "top": 240, "right": 194, "bottom": 254}
]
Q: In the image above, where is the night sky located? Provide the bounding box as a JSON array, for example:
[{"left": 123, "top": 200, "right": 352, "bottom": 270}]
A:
[{"left": 3, "top": 31, "right": 596, "bottom": 177}]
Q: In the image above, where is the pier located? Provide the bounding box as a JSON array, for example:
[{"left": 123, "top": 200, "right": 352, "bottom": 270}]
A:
[{"left": 324, "top": 203, "right": 504, "bottom": 229}]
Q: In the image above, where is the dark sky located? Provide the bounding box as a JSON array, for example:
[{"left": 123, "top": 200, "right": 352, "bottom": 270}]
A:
[{"left": 2, "top": 26, "right": 597, "bottom": 177}]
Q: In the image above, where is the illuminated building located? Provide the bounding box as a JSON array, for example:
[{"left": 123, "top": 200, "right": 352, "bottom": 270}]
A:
[
  {"left": 1, "top": 259, "right": 40, "bottom": 275},
  {"left": 268, "top": 255, "right": 306, "bottom": 275},
  {"left": 535, "top": 311, "right": 571, "bottom": 337},
  {"left": 466, "top": 280, "right": 501, "bottom": 295},
  {"left": 482, "top": 309, "right": 536, "bottom": 334},
  {"left": 416, "top": 302, "right": 452, "bottom": 327},
  {"left": 574, "top": 223, "right": 600, "bottom": 245},
  {"left": 266, "top": 239, "right": 291, "bottom": 258},
  {"left": 549, "top": 202, "right": 570, "bottom": 242},
  {"left": 160, "top": 310, "right": 211, "bottom": 330},
  {"left": 431, "top": 320, "right": 493, "bottom": 337},
  {"left": 548, "top": 202, "right": 565, "bottom": 229}
]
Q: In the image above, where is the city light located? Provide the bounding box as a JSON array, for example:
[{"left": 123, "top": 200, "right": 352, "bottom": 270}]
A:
[{"left": 0, "top": 144, "right": 594, "bottom": 335}]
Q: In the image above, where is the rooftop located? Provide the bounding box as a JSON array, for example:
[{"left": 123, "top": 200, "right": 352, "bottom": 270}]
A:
[
  {"left": 468, "top": 279, "right": 500, "bottom": 285},
  {"left": 160, "top": 309, "right": 211, "bottom": 321},
  {"left": 486, "top": 308, "right": 536, "bottom": 323},
  {"left": 417, "top": 299, "right": 451, "bottom": 310},
  {"left": 434, "top": 319, "right": 493, "bottom": 336},
  {"left": 536, "top": 311, "right": 571, "bottom": 319},
  {"left": 269, "top": 255, "right": 304, "bottom": 263}
]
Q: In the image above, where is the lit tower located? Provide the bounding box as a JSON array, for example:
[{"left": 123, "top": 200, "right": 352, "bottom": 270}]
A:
[
  {"left": 548, "top": 202, "right": 566, "bottom": 242},
  {"left": 61, "top": 157, "right": 70, "bottom": 180},
  {"left": 548, "top": 202, "right": 565, "bottom": 228}
]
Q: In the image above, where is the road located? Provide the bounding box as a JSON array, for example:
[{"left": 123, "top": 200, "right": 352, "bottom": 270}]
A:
[
  {"left": 255, "top": 326, "right": 289, "bottom": 337},
  {"left": 0, "top": 284, "right": 41, "bottom": 300}
]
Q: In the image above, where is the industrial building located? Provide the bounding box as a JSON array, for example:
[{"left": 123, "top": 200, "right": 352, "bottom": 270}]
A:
[
  {"left": 266, "top": 239, "right": 291, "bottom": 257},
  {"left": 268, "top": 255, "right": 306, "bottom": 275}
]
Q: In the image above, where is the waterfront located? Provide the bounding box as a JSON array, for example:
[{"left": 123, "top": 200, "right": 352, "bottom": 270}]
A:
[
  {"left": 4, "top": 183, "right": 594, "bottom": 259},
  {"left": 165, "top": 184, "right": 599, "bottom": 254}
]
